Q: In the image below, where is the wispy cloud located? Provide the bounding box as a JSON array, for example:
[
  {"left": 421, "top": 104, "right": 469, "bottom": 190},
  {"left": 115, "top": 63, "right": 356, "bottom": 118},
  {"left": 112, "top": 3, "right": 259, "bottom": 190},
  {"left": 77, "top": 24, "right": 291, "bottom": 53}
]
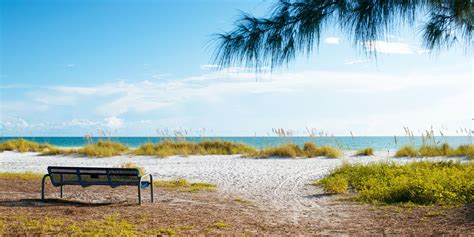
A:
[
  {"left": 1, "top": 67, "right": 470, "bottom": 135},
  {"left": 364, "top": 41, "right": 429, "bottom": 55},
  {"left": 200, "top": 64, "right": 220, "bottom": 70},
  {"left": 66, "top": 64, "right": 75, "bottom": 67},
  {"left": 344, "top": 59, "right": 368, "bottom": 65},
  {"left": 324, "top": 37, "right": 340, "bottom": 45}
]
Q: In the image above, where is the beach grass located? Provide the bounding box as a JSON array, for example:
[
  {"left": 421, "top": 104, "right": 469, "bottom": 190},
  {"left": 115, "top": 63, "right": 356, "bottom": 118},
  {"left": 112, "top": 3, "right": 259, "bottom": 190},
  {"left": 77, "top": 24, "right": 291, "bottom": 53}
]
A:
[
  {"left": 0, "top": 172, "right": 43, "bottom": 180},
  {"left": 0, "top": 213, "right": 182, "bottom": 236},
  {"left": 132, "top": 140, "right": 256, "bottom": 157},
  {"left": 153, "top": 178, "right": 217, "bottom": 192},
  {"left": 354, "top": 147, "right": 374, "bottom": 156},
  {"left": 42, "top": 140, "right": 129, "bottom": 157},
  {"left": 395, "top": 144, "right": 474, "bottom": 158},
  {"left": 119, "top": 163, "right": 145, "bottom": 175},
  {"left": 248, "top": 142, "right": 342, "bottom": 158},
  {"left": 314, "top": 161, "right": 473, "bottom": 205},
  {"left": 0, "top": 139, "right": 53, "bottom": 153}
]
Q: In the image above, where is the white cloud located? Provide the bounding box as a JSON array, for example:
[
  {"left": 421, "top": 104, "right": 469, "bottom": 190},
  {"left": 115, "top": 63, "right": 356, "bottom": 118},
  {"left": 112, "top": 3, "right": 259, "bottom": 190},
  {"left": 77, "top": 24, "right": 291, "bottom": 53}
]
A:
[
  {"left": 1, "top": 118, "right": 30, "bottom": 129},
  {"left": 364, "top": 41, "right": 429, "bottom": 55},
  {"left": 64, "top": 119, "right": 99, "bottom": 127},
  {"left": 344, "top": 59, "right": 368, "bottom": 65},
  {"left": 104, "top": 116, "right": 123, "bottom": 129},
  {"left": 324, "top": 37, "right": 340, "bottom": 45},
  {"left": 200, "top": 64, "right": 219, "bottom": 70},
  {"left": 2, "top": 64, "right": 471, "bottom": 135},
  {"left": 66, "top": 64, "right": 75, "bottom": 67}
]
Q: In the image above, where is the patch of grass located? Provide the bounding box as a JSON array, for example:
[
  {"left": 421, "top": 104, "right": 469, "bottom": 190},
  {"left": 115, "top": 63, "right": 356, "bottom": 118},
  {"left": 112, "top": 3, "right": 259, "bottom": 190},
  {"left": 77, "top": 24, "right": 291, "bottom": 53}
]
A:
[
  {"left": 0, "top": 172, "right": 43, "bottom": 180},
  {"left": 251, "top": 143, "right": 302, "bottom": 158},
  {"left": 118, "top": 163, "right": 145, "bottom": 176},
  {"left": 77, "top": 140, "right": 129, "bottom": 157},
  {"left": 0, "top": 139, "right": 53, "bottom": 152},
  {"left": 424, "top": 211, "right": 446, "bottom": 217},
  {"left": 41, "top": 147, "right": 77, "bottom": 156},
  {"left": 233, "top": 197, "right": 250, "bottom": 204},
  {"left": 44, "top": 140, "right": 128, "bottom": 157},
  {"left": 354, "top": 147, "right": 374, "bottom": 156},
  {"left": 395, "top": 144, "right": 474, "bottom": 158},
  {"left": 395, "top": 146, "right": 419, "bottom": 157},
  {"left": 209, "top": 220, "right": 228, "bottom": 229},
  {"left": 319, "top": 175, "right": 348, "bottom": 194},
  {"left": 133, "top": 140, "right": 256, "bottom": 157},
  {"left": 314, "top": 161, "right": 474, "bottom": 205},
  {"left": 248, "top": 142, "right": 342, "bottom": 158},
  {"left": 1, "top": 212, "right": 183, "bottom": 236},
  {"left": 153, "top": 178, "right": 217, "bottom": 192}
]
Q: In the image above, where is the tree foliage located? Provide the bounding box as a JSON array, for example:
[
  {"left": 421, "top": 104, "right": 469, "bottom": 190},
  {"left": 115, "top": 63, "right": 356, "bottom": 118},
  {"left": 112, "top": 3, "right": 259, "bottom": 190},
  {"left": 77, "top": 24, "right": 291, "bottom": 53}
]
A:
[{"left": 213, "top": 0, "right": 473, "bottom": 69}]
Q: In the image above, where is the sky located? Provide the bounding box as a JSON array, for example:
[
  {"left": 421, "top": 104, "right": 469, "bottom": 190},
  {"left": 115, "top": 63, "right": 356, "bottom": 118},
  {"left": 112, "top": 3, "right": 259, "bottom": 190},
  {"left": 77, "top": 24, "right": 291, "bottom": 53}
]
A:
[{"left": 1, "top": 0, "right": 472, "bottom": 136}]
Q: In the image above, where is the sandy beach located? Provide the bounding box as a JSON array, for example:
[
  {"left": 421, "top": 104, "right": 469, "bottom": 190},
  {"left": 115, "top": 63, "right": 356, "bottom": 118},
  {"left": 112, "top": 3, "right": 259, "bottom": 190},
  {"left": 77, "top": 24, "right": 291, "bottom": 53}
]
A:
[
  {"left": 0, "top": 151, "right": 472, "bottom": 235},
  {"left": 0, "top": 151, "right": 469, "bottom": 211}
]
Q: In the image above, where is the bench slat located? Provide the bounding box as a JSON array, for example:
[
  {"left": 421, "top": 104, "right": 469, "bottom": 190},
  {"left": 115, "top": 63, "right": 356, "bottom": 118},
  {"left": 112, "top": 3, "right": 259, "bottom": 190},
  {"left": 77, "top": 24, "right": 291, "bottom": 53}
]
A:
[{"left": 47, "top": 166, "right": 143, "bottom": 187}]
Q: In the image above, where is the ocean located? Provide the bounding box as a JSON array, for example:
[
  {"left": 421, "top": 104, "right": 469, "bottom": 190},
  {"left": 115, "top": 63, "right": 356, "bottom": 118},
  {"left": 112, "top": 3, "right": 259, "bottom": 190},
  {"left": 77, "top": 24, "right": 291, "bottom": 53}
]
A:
[{"left": 0, "top": 136, "right": 471, "bottom": 151}]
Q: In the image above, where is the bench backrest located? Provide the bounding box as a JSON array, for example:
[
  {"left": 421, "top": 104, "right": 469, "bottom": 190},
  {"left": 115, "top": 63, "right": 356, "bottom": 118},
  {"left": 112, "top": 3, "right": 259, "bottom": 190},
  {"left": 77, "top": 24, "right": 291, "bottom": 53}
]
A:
[{"left": 47, "top": 166, "right": 142, "bottom": 187}]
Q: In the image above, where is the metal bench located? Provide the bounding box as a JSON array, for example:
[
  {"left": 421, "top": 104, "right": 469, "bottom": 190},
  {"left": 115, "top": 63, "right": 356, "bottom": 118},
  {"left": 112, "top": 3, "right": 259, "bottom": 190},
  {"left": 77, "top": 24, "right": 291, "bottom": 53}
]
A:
[{"left": 41, "top": 166, "right": 153, "bottom": 204}]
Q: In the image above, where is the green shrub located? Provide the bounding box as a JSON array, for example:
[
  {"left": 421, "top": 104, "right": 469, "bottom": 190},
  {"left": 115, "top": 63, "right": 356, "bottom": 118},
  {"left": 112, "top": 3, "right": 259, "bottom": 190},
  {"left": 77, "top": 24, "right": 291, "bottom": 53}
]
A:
[
  {"left": 395, "top": 144, "right": 474, "bottom": 158},
  {"left": 153, "top": 178, "right": 217, "bottom": 192},
  {"left": 319, "top": 175, "right": 348, "bottom": 193},
  {"left": 0, "top": 139, "right": 52, "bottom": 152},
  {"left": 249, "top": 142, "right": 342, "bottom": 158},
  {"left": 0, "top": 172, "right": 43, "bottom": 180},
  {"left": 395, "top": 146, "right": 418, "bottom": 157},
  {"left": 119, "top": 163, "right": 145, "bottom": 176},
  {"left": 314, "top": 161, "right": 474, "bottom": 205},
  {"left": 133, "top": 140, "right": 256, "bottom": 157},
  {"left": 250, "top": 143, "right": 303, "bottom": 158},
  {"left": 354, "top": 147, "right": 374, "bottom": 156},
  {"left": 77, "top": 140, "right": 128, "bottom": 157}
]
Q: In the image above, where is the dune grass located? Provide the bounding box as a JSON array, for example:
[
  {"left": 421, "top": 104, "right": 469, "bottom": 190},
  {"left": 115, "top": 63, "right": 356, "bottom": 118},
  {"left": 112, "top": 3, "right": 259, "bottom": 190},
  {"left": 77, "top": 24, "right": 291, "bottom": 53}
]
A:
[
  {"left": 354, "top": 147, "right": 374, "bottom": 156},
  {"left": 314, "top": 161, "right": 473, "bottom": 205},
  {"left": 119, "top": 163, "right": 145, "bottom": 176},
  {"left": 132, "top": 140, "right": 256, "bottom": 157},
  {"left": 0, "top": 213, "right": 184, "bottom": 236},
  {"left": 0, "top": 172, "right": 43, "bottom": 180},
  {"left": 42, "top": 140, "right": 129, "bottom": 157},
  {"left": 0, "top": 139, "right": 53, "bottom": 153},
  {"left": 248, "top": 142, "right": 342, "bottom": 158},
  {"left": 153, "top": 178, "right": 217, "bottom": 192},
  {"left": 395, "top": 144, "right": 474, "bottom": 158}
]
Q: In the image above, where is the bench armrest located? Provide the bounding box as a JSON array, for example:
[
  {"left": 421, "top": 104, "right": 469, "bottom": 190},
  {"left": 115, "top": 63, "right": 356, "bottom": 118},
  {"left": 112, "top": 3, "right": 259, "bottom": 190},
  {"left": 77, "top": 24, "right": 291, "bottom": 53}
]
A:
[{"left": 140, "top": 173, "right": 152, "bottom": 183}]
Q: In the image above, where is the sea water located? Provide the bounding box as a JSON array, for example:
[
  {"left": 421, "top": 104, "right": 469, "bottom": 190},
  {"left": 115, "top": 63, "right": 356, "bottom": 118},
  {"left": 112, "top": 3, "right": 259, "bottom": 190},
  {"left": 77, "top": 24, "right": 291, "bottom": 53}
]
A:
[{"left": 0, "top": 136, "right": 471, "bottom": 151}]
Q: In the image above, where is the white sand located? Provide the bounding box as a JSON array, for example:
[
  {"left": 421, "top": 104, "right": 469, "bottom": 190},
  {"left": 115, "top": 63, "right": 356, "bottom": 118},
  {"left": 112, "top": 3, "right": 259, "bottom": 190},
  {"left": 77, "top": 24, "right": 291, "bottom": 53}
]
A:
[{"left": 0, "top": 151, "right": 470, "bottom": 214}]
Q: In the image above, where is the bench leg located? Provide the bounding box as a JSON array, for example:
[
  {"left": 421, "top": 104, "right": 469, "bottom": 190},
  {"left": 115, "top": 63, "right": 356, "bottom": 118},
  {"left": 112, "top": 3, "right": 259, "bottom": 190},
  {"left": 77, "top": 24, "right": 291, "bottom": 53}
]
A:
[
  {"left": 41, "top": 174, "right": 50, "bottom": 201},
  {"left": 60, "top": 185, "right": 63, "bottom": 198},
  {"left": 150, "top": 175, "right": 154, "bottom": 203},
  {"left": 138, "top": 184, "right": 141, "bottom": 205}
]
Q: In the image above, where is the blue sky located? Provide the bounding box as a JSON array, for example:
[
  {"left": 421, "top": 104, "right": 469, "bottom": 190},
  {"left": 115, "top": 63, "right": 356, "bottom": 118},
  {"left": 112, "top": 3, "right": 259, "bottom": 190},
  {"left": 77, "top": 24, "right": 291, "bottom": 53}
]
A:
[{"left": 1, "top": 0, "right": 472, "bottom": 136}]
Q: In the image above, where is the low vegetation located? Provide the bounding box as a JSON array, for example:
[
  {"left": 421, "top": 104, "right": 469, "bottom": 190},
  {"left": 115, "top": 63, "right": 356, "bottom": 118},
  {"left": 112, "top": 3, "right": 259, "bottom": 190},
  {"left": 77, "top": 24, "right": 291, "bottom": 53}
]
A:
[
  {"left": 314, "top": 161, "right": 473, "bottom": 205},
  {"left": 42, "top": 140, "right": 128, "bottom": 157},
  {"left": 153, "top": 178, "right": 217, "bottom": 192},
  {"left": 2, "top": 138, "right": 473, "bottom": 159},
  {"left": 249, "top": 142, "right": 342, "bottom": 158},
  {"left": 0, "top": 213, "right": 185, "bottom": 236},
  {"left": 133, "top": 140, "right": 257, "bottom": 157},
  {"left": 0, "top": 172, "right": 43, "bottom": 180},
  {"left": 0, "top": 139, "right": 52, "bottom": 152},
  {"left": 395, "top": 144, "right": 474, "bottom": 158},
  {"left": 119, "top": 163, "right": 145, "bottom": 176},
  {"left": 354, "top": 147, "right": 374, "bottom": 156},
  {"left": 209, "top": 220, "right": 228, "bottom": 229}
]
